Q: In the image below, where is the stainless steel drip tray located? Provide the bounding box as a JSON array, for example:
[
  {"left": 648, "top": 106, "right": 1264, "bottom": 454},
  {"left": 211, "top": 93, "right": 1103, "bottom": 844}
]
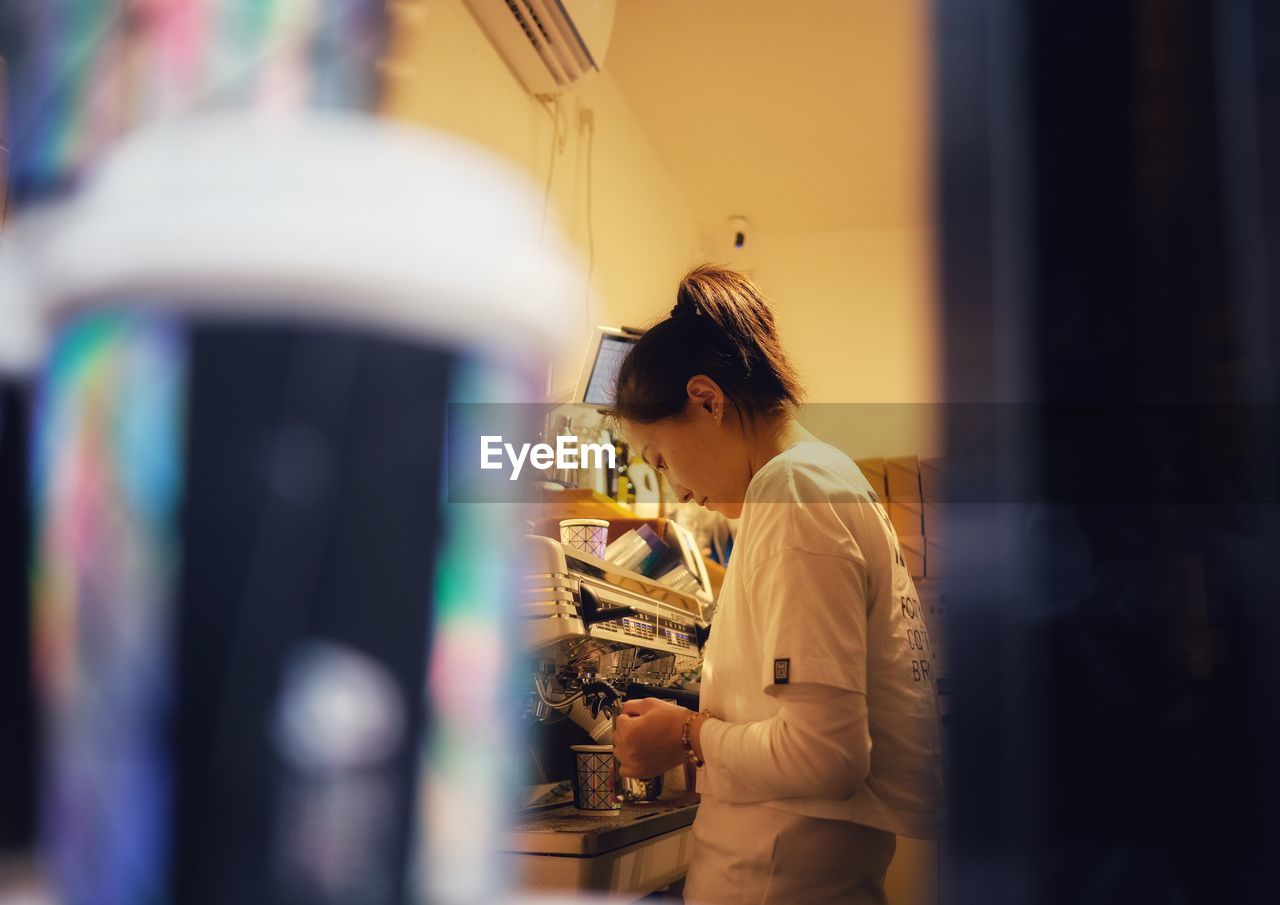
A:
[{"left": 503, "top": 800, "right": 699, "bottom": 856}]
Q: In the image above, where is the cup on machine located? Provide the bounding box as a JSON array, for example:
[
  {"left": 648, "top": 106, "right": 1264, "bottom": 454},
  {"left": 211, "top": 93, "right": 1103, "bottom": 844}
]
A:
[{"left": 559, "top": 518, "right": 610, "bottom": 559}]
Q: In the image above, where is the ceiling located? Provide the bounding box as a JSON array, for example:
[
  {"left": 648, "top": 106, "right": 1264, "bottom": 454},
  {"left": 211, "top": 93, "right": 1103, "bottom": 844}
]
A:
[{"left": 604, "top": 0, "right": 932, "bottom": 236}]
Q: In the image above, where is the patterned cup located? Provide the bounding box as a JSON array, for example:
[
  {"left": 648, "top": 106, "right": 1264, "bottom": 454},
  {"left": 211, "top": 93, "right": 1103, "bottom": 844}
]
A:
[
  {"left": 570, "top": 744, "right": 621, "bottom": 813},
  {"left": 559, "top": 518, "right": 609, "bottom": 559}
]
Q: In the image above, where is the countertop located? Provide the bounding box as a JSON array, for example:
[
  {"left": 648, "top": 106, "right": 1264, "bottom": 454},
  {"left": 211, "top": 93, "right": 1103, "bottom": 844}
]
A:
[{"left": 504, "top": 798, "right": 699, "bottom": 856}]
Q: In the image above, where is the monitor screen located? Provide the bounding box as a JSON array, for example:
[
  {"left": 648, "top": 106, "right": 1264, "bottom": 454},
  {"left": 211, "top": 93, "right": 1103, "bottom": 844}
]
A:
[{"left": 581, "top": 331, "right": 637, "bottom": 406}]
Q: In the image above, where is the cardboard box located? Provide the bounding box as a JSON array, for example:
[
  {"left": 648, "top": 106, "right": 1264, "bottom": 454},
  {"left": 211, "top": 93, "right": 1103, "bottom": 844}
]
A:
[
  {"left": 925, "top": 536, "right": 946, "bottom": 579},
  {"left": 922, "top": 502, "right": 948, "bottom": 538},
  {"left": 854, "top": 457, "right": 888, "bottom": 501},
  {"left": 899, "top": 534, "right": 926, "bottom": 579},
  {"left": 920, "top": 457, "right": 948, "bottom": 502},
  {"left": 887, "top": 455, "right": 922, "bottom": 501},
  {"left": 889, "top": 500, "right": 924, "bottom": 537}
]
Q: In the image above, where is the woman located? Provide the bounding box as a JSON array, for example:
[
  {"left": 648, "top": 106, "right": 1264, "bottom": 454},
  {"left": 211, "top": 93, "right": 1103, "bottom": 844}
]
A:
[{"left": 610, "top": 266, "right": 945, "bottom": 904}]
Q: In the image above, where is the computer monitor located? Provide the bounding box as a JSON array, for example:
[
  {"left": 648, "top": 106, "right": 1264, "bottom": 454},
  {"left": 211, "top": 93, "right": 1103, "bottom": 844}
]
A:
[{"left": 573, "top": 326, "right": 641, "bottom": 407}]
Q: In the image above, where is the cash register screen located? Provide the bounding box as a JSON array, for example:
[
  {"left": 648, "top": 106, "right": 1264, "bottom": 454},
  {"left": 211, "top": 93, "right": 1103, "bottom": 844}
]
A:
[{"left": 580, "top": 330, "right": 637, "bottom": 406}]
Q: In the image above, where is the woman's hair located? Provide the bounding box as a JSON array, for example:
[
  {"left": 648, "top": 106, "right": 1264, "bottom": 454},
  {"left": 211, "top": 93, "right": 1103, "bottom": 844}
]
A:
[{"left": 605, "top": 265, "right": 804, "bottom": 425}]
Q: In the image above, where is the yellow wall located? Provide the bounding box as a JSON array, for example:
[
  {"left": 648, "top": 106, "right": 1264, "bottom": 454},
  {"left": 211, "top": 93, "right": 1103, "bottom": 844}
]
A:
[
  {"left": 378, "top": 0, "right": 703, "bottom": 394},
  {"left": 710, "top": 226, "right": 942, "bottom": 457},
  {"left": 377, "top": 1, "right": 938, "bottom": 459}
]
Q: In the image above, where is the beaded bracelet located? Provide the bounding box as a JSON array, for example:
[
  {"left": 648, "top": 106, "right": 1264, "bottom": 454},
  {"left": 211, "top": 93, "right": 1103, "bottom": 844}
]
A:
[{"left": 682, "top": 709, "right": 711, "bottom": 768}]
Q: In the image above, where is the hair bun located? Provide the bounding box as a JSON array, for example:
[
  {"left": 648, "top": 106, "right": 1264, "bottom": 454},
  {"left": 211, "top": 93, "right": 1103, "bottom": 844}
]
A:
[{"left": 608, "top": 265, "right": 804, "bottom": 424}]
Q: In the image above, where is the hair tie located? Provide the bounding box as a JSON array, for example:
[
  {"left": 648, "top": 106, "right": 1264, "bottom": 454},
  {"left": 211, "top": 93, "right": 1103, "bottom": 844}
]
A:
[{"left": 671, "top": 299, "right": 700, "bottom": 318}]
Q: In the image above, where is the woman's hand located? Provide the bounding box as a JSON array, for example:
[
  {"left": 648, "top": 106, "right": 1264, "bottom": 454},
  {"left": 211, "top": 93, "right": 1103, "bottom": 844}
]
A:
[{"left": 613, "top": 697, "right": 690, "bottom": 778}]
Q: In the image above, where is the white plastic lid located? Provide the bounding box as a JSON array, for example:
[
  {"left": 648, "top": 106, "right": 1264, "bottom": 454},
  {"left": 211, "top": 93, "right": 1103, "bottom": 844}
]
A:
[
  {"left": 0, "top": 234, "right": 44, "bottom": 375},
  {"left": 22, "top": 111, "right": 582, "bottom": 354}
]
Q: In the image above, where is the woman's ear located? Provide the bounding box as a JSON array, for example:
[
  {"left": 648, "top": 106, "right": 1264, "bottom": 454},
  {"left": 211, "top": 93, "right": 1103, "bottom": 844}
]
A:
[{"left": 686, "top": 375, "right": 723, "bottom": 420}]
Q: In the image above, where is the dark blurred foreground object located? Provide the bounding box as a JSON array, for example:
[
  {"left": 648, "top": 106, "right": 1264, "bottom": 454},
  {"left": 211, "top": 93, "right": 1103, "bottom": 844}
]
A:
[
  {"left": 19, "top": 114, "right": 577, "bottom": 905},
  {"left": 0, "top": 241, "right": 43, "bottom": 857},
  {"left": 935, "top": 1, "right": 1280, "bottom": 903},
  {"left": 0, "top": 381, "right": 34, "bottom": 853}
]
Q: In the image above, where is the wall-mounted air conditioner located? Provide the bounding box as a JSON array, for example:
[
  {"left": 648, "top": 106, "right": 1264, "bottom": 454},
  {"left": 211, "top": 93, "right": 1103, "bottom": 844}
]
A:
[{"left": 462, "top": 0, "right": 616, "bottom": 95}]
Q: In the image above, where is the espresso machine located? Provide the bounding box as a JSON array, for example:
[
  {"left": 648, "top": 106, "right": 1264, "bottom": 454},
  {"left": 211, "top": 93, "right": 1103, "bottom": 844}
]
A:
[
  {"left": 507, "top": 527, "right": 708, "bottom": 897},
  {"left": 519, "top": 529, "right": 708, "bottom": 746}
]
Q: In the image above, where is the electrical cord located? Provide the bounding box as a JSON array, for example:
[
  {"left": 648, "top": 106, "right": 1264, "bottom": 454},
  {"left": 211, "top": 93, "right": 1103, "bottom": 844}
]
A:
[
  {"left": 537, "top": 94, "right": 565, "bottom": 244},
  {"left": 582, "top": 107, "right": 596, "bottom": 334}
]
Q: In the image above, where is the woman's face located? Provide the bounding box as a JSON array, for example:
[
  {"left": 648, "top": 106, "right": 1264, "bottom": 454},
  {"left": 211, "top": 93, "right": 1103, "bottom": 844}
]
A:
[{"left": 621, "top": 378, "right": 751, "bottom": 519}]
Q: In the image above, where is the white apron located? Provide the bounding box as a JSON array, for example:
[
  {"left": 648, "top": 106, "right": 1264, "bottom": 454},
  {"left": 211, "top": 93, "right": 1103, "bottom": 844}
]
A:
[{"left": 682, "top": 797, "right": 896, "bottom": 905}]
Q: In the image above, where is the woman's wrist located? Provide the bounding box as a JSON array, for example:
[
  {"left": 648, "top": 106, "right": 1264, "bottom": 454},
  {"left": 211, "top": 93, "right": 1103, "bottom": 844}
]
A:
[
  {"left": 691, "top": 711, "right": 709, "bottom": 764},
  {"left": 682, "top": 709, "right": 713, "bottom": 768}
]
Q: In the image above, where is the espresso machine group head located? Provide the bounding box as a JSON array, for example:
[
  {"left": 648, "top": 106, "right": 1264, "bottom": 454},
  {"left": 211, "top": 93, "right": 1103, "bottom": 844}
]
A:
[{"left": 519, "top": 533, "right": 707, "bottom": 740}]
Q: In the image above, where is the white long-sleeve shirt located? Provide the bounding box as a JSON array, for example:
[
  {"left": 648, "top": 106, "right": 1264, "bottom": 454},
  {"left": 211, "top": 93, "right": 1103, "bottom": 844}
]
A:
[
  {"left": 700, "top": 683, "right": 870, "bottom": 802},
  {"left": 695, "top": 440, "right": 946, "bottom": 839}
]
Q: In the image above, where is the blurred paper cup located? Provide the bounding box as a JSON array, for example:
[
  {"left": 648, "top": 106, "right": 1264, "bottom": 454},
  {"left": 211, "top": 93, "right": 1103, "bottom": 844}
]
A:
[{"left": 559, "top": 518, "right": 609, "bottom": 559}]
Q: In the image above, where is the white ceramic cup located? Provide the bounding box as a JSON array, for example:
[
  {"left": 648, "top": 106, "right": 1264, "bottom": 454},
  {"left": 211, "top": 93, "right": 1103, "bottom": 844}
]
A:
[
  {"left": 559, "top": 518, "right": 609, "bottom": 559},
  {"left": 570, "top": 744, "right": 621, "bottom": 813}
]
